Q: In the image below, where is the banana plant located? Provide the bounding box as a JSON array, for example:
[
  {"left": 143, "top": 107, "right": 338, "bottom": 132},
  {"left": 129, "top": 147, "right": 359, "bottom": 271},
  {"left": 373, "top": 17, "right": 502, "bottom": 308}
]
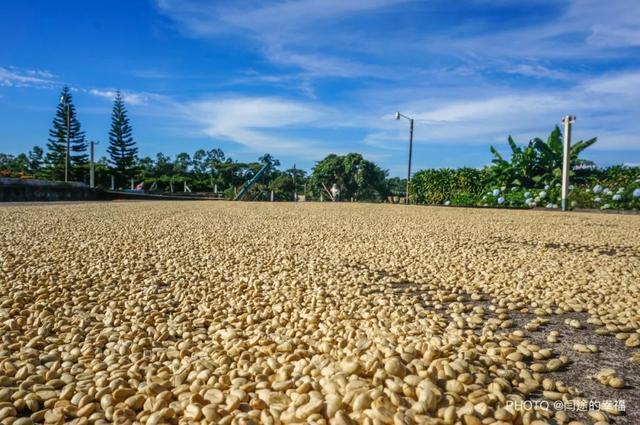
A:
[
  {"left": 488, "top": 136, "right": 539, "bottom": 187},
  {"left": 533, "top": 125, "right": 597, "bottom": 186}
]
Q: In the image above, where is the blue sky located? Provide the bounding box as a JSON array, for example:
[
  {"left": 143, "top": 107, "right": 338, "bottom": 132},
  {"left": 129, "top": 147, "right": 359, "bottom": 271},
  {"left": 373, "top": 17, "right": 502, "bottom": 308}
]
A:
[{"left": 1, "top": 0, "right": 639, "bottom": 176}]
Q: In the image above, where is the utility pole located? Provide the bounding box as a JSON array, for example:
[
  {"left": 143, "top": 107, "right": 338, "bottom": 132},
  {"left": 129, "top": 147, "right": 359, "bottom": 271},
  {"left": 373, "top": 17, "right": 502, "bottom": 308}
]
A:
[
  {"left": 561, "top": 115, "right": 575, "bottom": 211},
  {"left": 407, "top": 119, "right": 414, "bottom": 204},
  {"left": 60, "top": 95, "right": 71, "bottom": 183},
  {"left": 395, "top": 112, "right": 415, "bottom": 204},
  {"left": 293, "top": 163, "right": 297, "bottom": 202},
  {"left": 89, "top": 141, "right": 98, "bottom": 188}
]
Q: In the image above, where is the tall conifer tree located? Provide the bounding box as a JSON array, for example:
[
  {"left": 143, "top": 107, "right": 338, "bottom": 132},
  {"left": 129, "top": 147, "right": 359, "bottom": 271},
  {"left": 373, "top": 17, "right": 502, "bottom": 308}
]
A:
[
  {"left": 46, "top": 87, "right": 88, "bottom": 181},
  {"left": 107, "top": 91, "right": 137, "bottom": 185}
]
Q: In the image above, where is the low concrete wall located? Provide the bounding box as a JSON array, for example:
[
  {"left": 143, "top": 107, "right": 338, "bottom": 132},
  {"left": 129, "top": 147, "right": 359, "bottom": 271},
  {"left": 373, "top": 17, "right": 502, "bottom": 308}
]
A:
[{"left": 0, "top": 178, "right": 100, "bottom": 202}]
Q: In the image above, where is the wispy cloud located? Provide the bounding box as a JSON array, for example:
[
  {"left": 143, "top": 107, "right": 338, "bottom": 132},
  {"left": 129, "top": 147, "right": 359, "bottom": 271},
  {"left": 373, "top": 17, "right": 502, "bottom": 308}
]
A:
[
  {"left": 154, "top": 0, "right": 406, "bottom": 79},
  {"left": 373, "top": 70, "right": 640, "bottom": 151},
  {"left": 505, "top": 64, "right": 569, "bottom": 80},
  {"left": 178, "top": 96, "right": 342, "bottom": 157},
  {"left": 88, "top": 88, "right": 165, "bottom": 106},
  {"left": 427, "top": 0, "right": 640, "bottom": 61},
  {"left": 0, "top": 67, "right": 57, "bottom": 88}
]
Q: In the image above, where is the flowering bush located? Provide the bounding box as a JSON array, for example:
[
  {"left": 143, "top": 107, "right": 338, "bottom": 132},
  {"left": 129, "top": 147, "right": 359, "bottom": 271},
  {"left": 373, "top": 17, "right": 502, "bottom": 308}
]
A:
[
  {"left": 437, "top": 180, "right": 640, "bottom": 211},
  {"left": 413, "top": 165, "right": 640, "bottom": 210}
]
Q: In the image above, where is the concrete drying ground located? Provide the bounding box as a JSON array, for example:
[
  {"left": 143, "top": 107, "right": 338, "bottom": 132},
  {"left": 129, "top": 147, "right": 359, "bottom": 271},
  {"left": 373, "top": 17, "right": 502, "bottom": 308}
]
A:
[{"left": 0, "top": 201, "right": 638, "bottom": 425}]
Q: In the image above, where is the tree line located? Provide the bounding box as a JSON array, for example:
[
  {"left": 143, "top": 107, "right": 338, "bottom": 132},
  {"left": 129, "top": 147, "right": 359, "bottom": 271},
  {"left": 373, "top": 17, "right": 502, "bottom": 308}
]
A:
[
  {"left": 7, "top": 88, "right": 628, "bottom": 206},
  {"left": 0, "top": 87, "right": 407, "bottom": 201},
  {"left": 2, "top": 86, "right": 140, "bottom": 186}
]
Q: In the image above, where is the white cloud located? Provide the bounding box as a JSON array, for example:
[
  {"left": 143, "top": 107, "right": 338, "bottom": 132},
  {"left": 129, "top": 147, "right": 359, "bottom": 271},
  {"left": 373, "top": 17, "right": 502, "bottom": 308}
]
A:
[
  {"left": 377, "top": 71, "right": 640, "bottom": 150},
  {"left": 505, "top": 64, "right": 568, "bottom": 80},
  {"left": 156, "top": 0, "right": 409, "bottom": 36},
  {"left": 264, "top": 47, "right": 386, "bottom": 78},
  {"left": 0, "top": 67, "right": 57, "bottom": 87},
  {"left": 179, "top": 96, "right": 341, "bottom": 157},
  {"left": 154, "top": 0, "right": 405, "bottom": 78},
  {"left": 88, "top": 88, "right": 161, "bottom": 105},
  {"left": 426, "top": 0, "right": 640, "bottom": 61},
  {"left": 583, "top": 72, "right": 640, "bottom": 96}
]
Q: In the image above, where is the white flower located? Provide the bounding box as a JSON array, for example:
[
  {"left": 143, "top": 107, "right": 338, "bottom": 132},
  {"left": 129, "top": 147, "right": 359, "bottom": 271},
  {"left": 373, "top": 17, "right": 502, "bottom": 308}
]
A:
[
  {"left": 501, "top": 186, "right": 506, "bottom": 192},
  {"left": 497, "top": 197, "right": 505, "bottom": 205},
  {"left": 539, "top": 191, "right": 547, "bottom": 199},
  {"left": 571, "top": 201, "right": 577, "bottom": 208},
  {"left": 524, "top": 192, "right": 531, "bottom": 198},
  {"left": 569, "top": 185, "right": 574, "bottom": 191},
  {"left": 594, "top": 197, "right": 601, "bottom": 203},
  {"left": 585, "top": 188, "right": 591, "bottom": 193},
  {"left": 603, "top": 188, "right": 611, "bottom": 195},
  {"left": 633, "top": 188, "right": 640, "bottom": 198},
  {"left": 602, "top": 203, "right": 611, "bottom": 209},
  {"left": 444, "top": 200, "right": 451, "bottom": 206},
  {"left": 482, "top": 195, "right": 487, "bottom": 201},
  {"left": 555, "top": 183, "right": 561, "bottom": 187},
  {"left": 511, "top": 187, "right": 517, "bottom": 192},
  {"left": 612, "top": 194, "right": 622, "bottom": 201},
  {"left": 593, "top": 185, "right": 602, "bottom": 194},
  {"left": 617, "top": 188, "right": 624, "bottom": 194},
  {"left": 535, "top": 197, "right": 540, "bottom": 202},
  {"left": 544, "top": 185, "right": 550, "bottom": 190},
  {"left": 492, "top": 189, "right": 500, "bottom": 196},
  {"left": 552, "top": 204, "right": 558, "bottom": 209},
  {"left": 546, "top": 203, "right": 553, "bottom": 208}
]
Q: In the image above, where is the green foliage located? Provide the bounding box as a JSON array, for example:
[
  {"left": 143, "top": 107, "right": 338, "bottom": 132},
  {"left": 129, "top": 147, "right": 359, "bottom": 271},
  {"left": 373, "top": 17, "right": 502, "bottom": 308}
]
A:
[
  {"left": 385, "top": 177, "right": 407, "bottom": 196},
  {"left": 488, "top": 126, "right": 597, "bottom": 188},
  {"left": 27, "top": 146, "right": 44, "bottom": 174},
  {"left": 107, "top": 91, "right": 138, "bottom": 185},
  {"left": 586, "top": 165, "right": 640, "bottom": 189},
  {"left": 46, "top": 87, "right": 87, "bottom": 181},
  {"left": 0, "top": 153, "right": 28, "bottom": 176},
  {"left": 308, "top": 153, "right": 387, "bottom": 201},
  {"left": 409, "top": 168, "right": 487, "bottom": 204},
  {"left": 268, "top": 167, "right": 306, "bottom": 201}
]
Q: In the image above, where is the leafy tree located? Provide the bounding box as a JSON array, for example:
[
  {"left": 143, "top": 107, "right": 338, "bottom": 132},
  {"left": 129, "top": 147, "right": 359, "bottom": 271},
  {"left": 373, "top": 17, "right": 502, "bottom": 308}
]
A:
[
  {"left": 206, "top": 148, "right": 226, "bottom": 167},
  {"left": 137, "top": 156, "right": 155, "bottom": 179},
  {"left": 107, "top": 91, "right": 138, "bottom": 185},
  {"left": 46, "top": 86, "right": 88, "bottom": 181},
  {"left": 155, "top": 153, "right": 173, "bottom": 176},
  {"left": 309, "top": 153, "right": 387, "bottom": 201},
  {"left": 192, "top": 149, "right": 207, "bottom": 179},
  {"left": 27, "top": 146, "right": 44, "bottom": 174},
  {"left": 385, "top": 177, "right": 407, "bottom": 196},
  {"left": 268, "top": 167, "right": 307, "bottom": 201},
  {"left": 174, "top": 152, "right": 191, "bottom": 175},
  {"left": 0, "top": 153, "right": 15, "bottom": 175},
  {"left": 205, "top": 148, "right": 227, "bottom": 189},
  {"left": 258, "top": 153, "right": 281, "bottom": 178}
]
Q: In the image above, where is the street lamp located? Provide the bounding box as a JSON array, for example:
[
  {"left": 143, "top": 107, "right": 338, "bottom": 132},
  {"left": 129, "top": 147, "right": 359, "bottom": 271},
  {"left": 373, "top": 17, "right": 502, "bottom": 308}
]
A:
[
  {"left": 90, "top": 141, "right": 99, "bottom": 188},
  {"left": 395, "top": 112, "right": 414, "bottom": 204},
  {"left": 60, "top": 94, "right": 71, "bottom": 182},
  {"left": 561, "top": 115, "right": 575, "bottom": 211}
]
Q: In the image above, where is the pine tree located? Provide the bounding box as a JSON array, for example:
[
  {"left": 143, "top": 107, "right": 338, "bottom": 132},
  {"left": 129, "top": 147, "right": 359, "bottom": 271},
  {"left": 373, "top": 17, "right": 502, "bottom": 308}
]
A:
[
  {"left": 27, "top": 146, "right": 44, "bottom": 174},
  {"left": 46, "top": 87, "right": 88, "bottom": 181},
  {"left": 107, "top": 91, "right": 137, "bottom": 185}
]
